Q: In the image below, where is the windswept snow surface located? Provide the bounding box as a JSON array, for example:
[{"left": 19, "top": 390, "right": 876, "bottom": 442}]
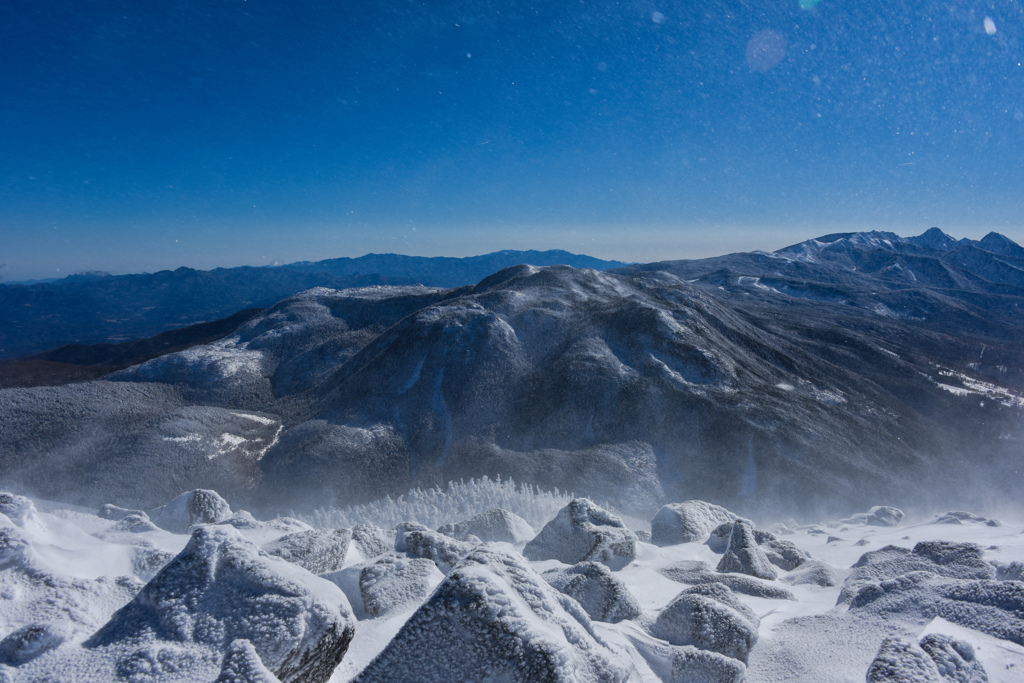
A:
[{"left": 2, "top": 490, "right": 1023, "bottom": 682}]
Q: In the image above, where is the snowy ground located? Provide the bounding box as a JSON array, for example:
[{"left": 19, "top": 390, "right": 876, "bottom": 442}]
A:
[{"left": 1, "top": 487, "right": 1021, "bottom": 682}]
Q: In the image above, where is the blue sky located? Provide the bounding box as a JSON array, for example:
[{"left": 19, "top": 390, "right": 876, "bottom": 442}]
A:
[{"left": 3, "top": 1, "right": 1024, "bottom": 280}]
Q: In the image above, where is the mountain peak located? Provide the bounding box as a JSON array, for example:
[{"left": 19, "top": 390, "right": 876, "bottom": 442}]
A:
[
  {"left": 977, "top": 232, "right": 1024, "bottom": 259},
  {"left": 910, "top": 227, "right": 956, "bottom": 249}
]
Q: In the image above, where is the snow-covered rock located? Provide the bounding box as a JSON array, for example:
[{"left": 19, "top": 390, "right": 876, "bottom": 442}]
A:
[
  {"left": 866, "top": 634, "right": 987, "bottom": 683},
  {"left": 841, "top": 541, "right": 996, "bottom": 603},
  {"left": 781, "top": 560, "right": 841, "bottom": 587},
  {"left": 359, "top": 555, "right": 443, "bottom": 618},
  {"left": 716, "top": 520, "right": 778, "bottom": 580},
  {"left": 660, "top": 560, "right": 796, "bottom": 600},
  {"left": 651, "top": 501, "right": 738, "bottom": 546},
  {"left": 0, "top": 493, "right": 36, "bottom": 528},
  {"left": 97, "top": 504, "right": 147, "bottom": 521},
  {"left": 148, "top": 489, "right": 233, "bottom": 534},
  {"left": 651, "top": 583, "right": 760, "bottom": 664},
  {"left": 918, "top": 634, "right": 988, "bottom": 683},
  {"left": 867, "top": 506, "right": 905, "bottom": 527},
  {"left": 352, "top": 545, "right": 630, "bottom": 682},
  {"left": 753, "top": 529, "right": 812, "bottom": 571},
  {"left": 437, "top": 508, "right": 534, "bottom": 544},
  {"left": 543, "top": 561, "right": 642, "bottom": 623},
  {"left": 263, "top": 528, "right": 351, "bottom": 574},
  {"left": 86, "top": 525, "right": 355, "bottom": 683},
  {"left": 849, "top": 572, "right": 1024, "bottom": 646},
  {"left": 994, "top": 560, "right": 1024, "bottom": 582},
  {"left": 0, "top": 622, "right": 73, "bottom": 666},
  {"left": 351, "top": 523, "right": 396, "bottom": 560},
  {"left": 932, "top": 510, "right": 1000, "bottom": 527},
  {"left": 866, "top": 636, "right": 944, "bottom": 682},
  {"left": 394, "top": 521, "right": 478, "bottom": 573},
  {"left": 523, "top": 498, "right": 637, "bottom": 567},
  {"left": 215, "top": 639, "right": 283, "bottom": 683}
]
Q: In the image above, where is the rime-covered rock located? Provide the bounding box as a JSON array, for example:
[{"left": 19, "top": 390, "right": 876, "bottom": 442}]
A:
[
  {"left": 866, "top": 634, "right": 988, "bottom": 683},
  {"left": 0, "top": 622, "right": 72, "bottom": 666},
  {"left": 753, "top": 529, "right": 812, "bottom": 571},
  {"left": 866, "top": 637, "right": 943, "bottom": 682},
  {"left": 0, "top": 493, "right": 36, "bottom": 527},
  {"left": 86, "top": 525, "right": 355, "bottom": 683},
  {"left": 781, "top": 560, "right": 840, "bottom": 587},
  {"left": 994, "top": 560, "right": 1024, "bottom": 582},
  {"left": 148, "top": 489, "right": 233, "bottom": 533},
  {"left": 263, "top": 528, "right": 351, "bottom": 574},
  {"left": 664, "top": 645, "right": 747, "bottom": 683},
  {"left": 651, "top": 583, "right": 759, "bottom": 663},
  {"left": 523, "top": 498, "right": 637, "bottom": 567},
  {"left": 359, "top": 555, "right": 442, "bottom": 618},
  {"left": 652, "top": 501, "right": 738, "bottom": 546},
  {"left": 543, "top": 561, "right": 642, "bottom": 623},
  {"left": 717, "top": 520, "right": 778, "bottom": 580},
  {"left": 437, "top": 508, "right": 534, "bottom": 544},
  {"left": 867, "top": 506, "right": 905, "bottom": 527},
  {"left": 98, "top": 504, "right": 147, "bottom": 521},
  {"left": 932, "top": 511, "right": 996, "bottom": 526},
  {"left": 215, "top": 639, "right": 283, "bottom": 683},
  {"left": 352, "top": 545, "right": 630, "bottom": 682},
  {"left": 919, "top": 634, "right": 988, "bottom": 683},
  {"left": 841, "top": 542, "right": 996, "bottom": 603},
  {"left": 660, "top": 560, "right": 796, "bottom": 600},
  {"left": 849, "top": 572, "right": 1024, "bottom": 646},
  {"left": 351, "top": 523, "right": 396, "bottom": 560},
  {"left": 394, "top": 521, "right": 478, "bottom": 573}
]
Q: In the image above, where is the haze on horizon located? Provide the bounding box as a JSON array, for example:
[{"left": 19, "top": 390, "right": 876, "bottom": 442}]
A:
[{"left": 3, "top": 1, "right": 1024, "bottom": 281}]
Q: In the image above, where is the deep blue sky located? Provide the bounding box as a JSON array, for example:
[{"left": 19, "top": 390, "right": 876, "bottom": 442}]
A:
[{"left": 3, "top": 1, "right": 1024, "bottom": 280}]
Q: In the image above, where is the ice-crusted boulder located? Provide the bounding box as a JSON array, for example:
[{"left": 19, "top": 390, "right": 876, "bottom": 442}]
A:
[
  {"left": 867, "top": 506, "right": 905, "bottom": 527},
  {"left": 351, "top": 523, "right": 396, "bottom": 560},
  {"left": 0, "top": 622, "right": 73, "bottom": 666},
  {"left": 263, "top": 528, "right": 351, "bottom": 574},
  {"left": 866, "top": 634, "right": 987, "bottom": 683},
  {"left": 0, "top": 493, "right": 36, "bottom": 527},
  {"left": 543, "top": 561, "right": 642, "bottom": 623},
  {"left": 437, "top": 508, "right": 535, "bottom": 544},
  {"left": 781, "top": 560, "right": 841, "bottom": 587},
  {"left": 660, "top": 560, "right": 796, "bottom": 600},
  {"left": 849, "top": 572, "right": 1024, "bottom": 646},
  {"left": 352, "top": 545, "right": 630, "bottom": 682},
  {"left": 651, "top": 583, "right": 760, "bottom": 664},
  {"left": 753, "top": 529, "right": 811, "bottom": 571},
  {"left": 98, "top": 503, "right": 147, "bottom": 521},
  {"left": 523, "top": 498, "right": 637, "bottom": 567},
  {"left": 359, "top": 555, "right": 442, "bottom": 618},
  {"left": 717, "top": 520, "right": 778, "bottom": 580},
  {"left": 394, "top": 521, "right": 478, "bottom": 573},
  {"left": 840, "top": 541, "right": 996, "bottom": 603},
  {"left": 215, "top": 639, "right": 282, "bottom": 683},
  {"left": 994, "top": 560, "right": 1024, "bottom": 582},
  {"left": 86, "top": 525, "right": 355, "bottom": 683},
  {"left": 148, "top": 489, "right": 233, "bottom": 533},
  {"left": 651, "top": 500, "right": 738, "bottom": 546},
  {"left": 866, "top": 636, "right": 944, "bottom": 682},
  {"left": 932, "top": 510, "right": 1001, "bottom": 527},
  {"left": 919, "top": 634, "right": 988, "bottom": 683}
]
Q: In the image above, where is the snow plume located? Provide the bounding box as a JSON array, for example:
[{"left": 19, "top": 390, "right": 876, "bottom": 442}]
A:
[{"left": 296, "top": 476, "right": 573, "bottom": 531}]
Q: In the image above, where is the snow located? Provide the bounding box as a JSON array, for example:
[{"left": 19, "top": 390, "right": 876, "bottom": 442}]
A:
[{"left": 2, "top": 490, "right": 1023, "bottom": 682}]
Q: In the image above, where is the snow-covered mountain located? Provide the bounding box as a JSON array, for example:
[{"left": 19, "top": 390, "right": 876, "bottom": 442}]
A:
[
  {"left": 2, "top": 229, "right": 1022, "bottom": 519},
  {"left": 0, "top": 250, "right": 628, "bottom": 359}
]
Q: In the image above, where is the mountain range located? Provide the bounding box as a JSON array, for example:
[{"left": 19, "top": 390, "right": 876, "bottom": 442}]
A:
[
  {"left": 0, "top": 250, "right": 628, "bottom": 359},
  {"left": 1, "top": 229, "right": 1022, "bottom": 519}
]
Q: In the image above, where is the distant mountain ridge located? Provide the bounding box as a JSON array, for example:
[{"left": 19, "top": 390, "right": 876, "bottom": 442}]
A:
[
  {"left": 3, "top": 228, "right": 1023, "bottom": 518},
  {"left": 0, "top": 250, "right": 627, "bottom": 358}
]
